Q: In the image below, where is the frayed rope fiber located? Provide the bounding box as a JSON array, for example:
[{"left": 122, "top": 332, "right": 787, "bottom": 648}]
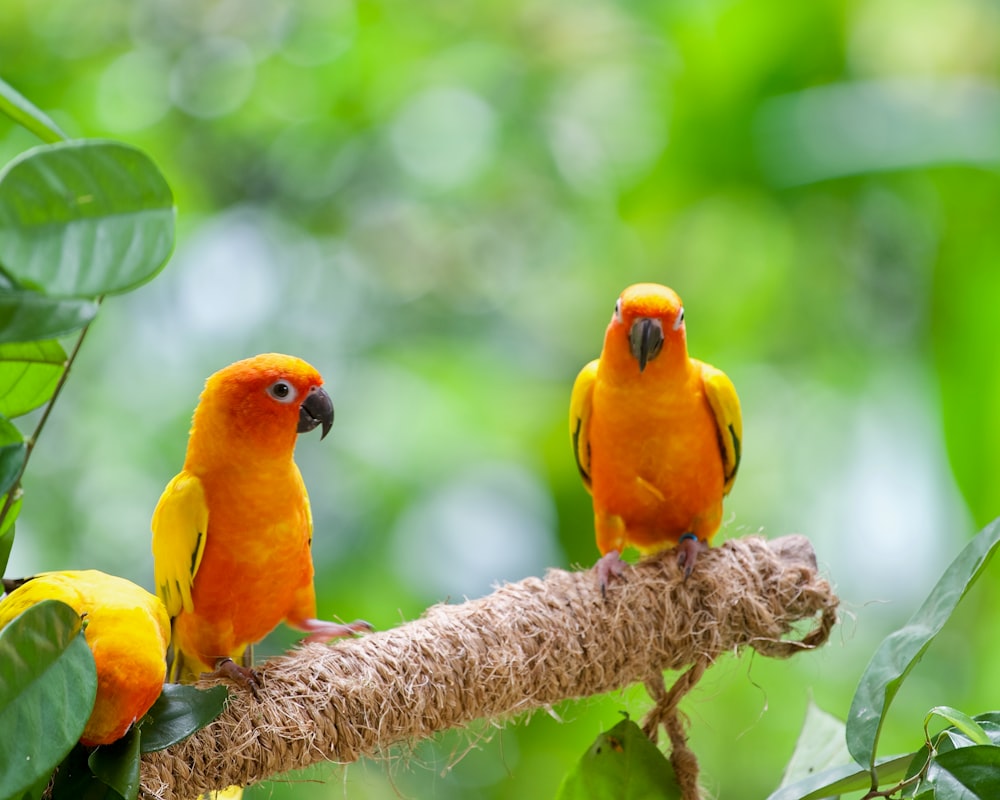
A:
[{"left": 140, "top": 535, "right": 838, "bottom": 799}]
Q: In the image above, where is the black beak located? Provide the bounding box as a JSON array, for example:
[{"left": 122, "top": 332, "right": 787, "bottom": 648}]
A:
[
  {"left": 628, "top": 318, "right": 664, "bottom": 372},
  {"left": 298, "top": 386, "right": 334, "bottom": 439}
]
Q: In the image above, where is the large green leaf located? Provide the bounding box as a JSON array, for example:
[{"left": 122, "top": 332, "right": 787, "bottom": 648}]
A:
[
  {"left": 934, "top": 745, "right": 1000, "bottom": 797},
  {"left": 48, "top": 744, "right": 121, "bottom": 800},
  {"left": 0, "top": 340, "right": 66, "bottom": 418},
  {"left": 0, "top": 141, "right": 175, "bottom": 297},
  {"left": 18, "top": 769, "right": 53, "bottom": 800},
  {"left": 766, "top": 753, "right": 915, "bottom": 800},
  {"left": 778, "top": 701, "right": 852, "bottom": 789},
  {"left": 556, "top": 718, "right": 682, "bottom": 800},
  {"left": 0, "top": 599, "right": 98, "bottom": 800},
  {"left": 0, "top": 416, "right": 26, "bottom": 497},
  {"left": 139, "top": 683, "right": 229, "bottom": 753},
  {"left": 0, "top": 78, "right": 67, "bottom": 144},
  {"left": 89, "top": 726, "right": 141, "bottom": 800},
  {"left": 847, "top": 519, "right": 1000, "bottom": 774},
  {"left": 0, "top": 290, "right": 99, "bottom": 343}
]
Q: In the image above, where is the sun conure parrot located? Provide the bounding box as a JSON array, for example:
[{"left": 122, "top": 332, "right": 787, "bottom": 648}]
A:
[
  {"left": 0, "top": 569, "right": 170, "bottom": 746},
  {"left": 151, "top": 353, "right": 370, "bottom": 691},
  {"left": 569, "top": 283, "right": 742, "bottom": 584}
]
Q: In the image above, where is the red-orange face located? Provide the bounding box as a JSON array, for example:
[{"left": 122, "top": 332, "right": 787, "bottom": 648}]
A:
[
  {"left": 605, "top": 283, "right": 686, "bottom": 371},
  {"left": 200, "top": 353, "right": 334, "bottom": 446}
]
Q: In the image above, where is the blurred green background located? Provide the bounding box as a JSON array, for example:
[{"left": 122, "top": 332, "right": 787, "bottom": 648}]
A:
[{"left": 3, "top": 0, "right": 1000, "bottom": 797}]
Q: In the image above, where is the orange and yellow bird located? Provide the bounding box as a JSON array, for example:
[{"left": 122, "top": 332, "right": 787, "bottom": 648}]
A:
[
  {"left": 151, "top": 353, "right": 369, "bottom": 689},
  {"left": 0, "top": 570, "right": 170, "bottom": 746},
  {"left": 569, "top": 283, "right": 742, "bottom": 583}
]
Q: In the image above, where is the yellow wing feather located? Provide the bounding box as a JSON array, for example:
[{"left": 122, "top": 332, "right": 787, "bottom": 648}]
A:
[
  {"left": 569, "top": 359, "right": 599, "bottom": 492},
  {"left": 0, "top": 572, "right": 82, "bottom": 628},
  {"left": 697, "top": 360, "right": 742, "bottom": 495},
  {"left": 151, "top": 472, "right": 208, "bottom": 618}
]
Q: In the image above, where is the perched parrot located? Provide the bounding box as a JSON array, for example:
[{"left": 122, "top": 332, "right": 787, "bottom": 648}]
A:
[
  {"left": 151, "top": 353, "right": 369, "bottom": 690},
  {"left": 0, "top": 569, "right": 170, "bottom": 747},
  {"left": 569, "top": 283, "right": 742, "bottom": 583}
]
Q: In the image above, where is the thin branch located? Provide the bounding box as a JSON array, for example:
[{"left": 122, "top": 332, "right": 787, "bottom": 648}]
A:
[
  {"left": 140, "top": 535, "right": 838, "bottom": 800},
  {"left": 0, "top": 318, "right": 97, "bottom": 529}
]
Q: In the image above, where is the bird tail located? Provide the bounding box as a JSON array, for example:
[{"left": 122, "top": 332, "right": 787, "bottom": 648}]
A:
[
  {"left": 165, "top": 638, "right": 202, "bottom": 684},
  {"left": 2, "top": 575, "right": 33, "bottom": 594}
]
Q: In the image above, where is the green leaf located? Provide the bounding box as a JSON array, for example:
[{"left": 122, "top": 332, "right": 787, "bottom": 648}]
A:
[
  {"left": 0, "top": 493, "right": 22, "bottom": 577},
  {"left": 0, "top": 599, "right": 98, "bottom": 800},
  {"left": 89, "top": 726, "right": 140, "bottom": 800},
  {"left": 766, "top": 753, "right": 915, "bottom": 800},
  {"left": 779, "top": 701, "right": 852, "bottom": 788},
  {"left": 0, "top": 416, "right": 26, "bottom": 496},
  {"left": 847, "top": 518, "right": 1000, "bottom": 773},
  {"left": 0, "top": 77, "right": 67, "bottom": 144},
  {"left": 138, "top": 683, "right": 229, "bottom": 753},
  {"left": 907, "top": 713, "right": 1000, "bottom": 797},
  {"left": 555, "top": 718, "right": 682, "bottom": 800},
  {"left": 0, "top": 141, "right": 175, "bottom": 297},
  {"left": 933, "top": 745, "right": 1000, "bottom": 797},
  {"left": 926, "top": 707, "right": 992, "bottom": 748},
  {"left": 20, "top": 767, "right": 53, "bottom": 800},
  {"left": 969, "top": 712, "right": 1000, "bottom": 745},
  {"left": 48, "top": 744, "right": 121, "bottom": 800},
  {"left": 0, "top": 290, "right": 99, "bottom": 343},
  {"left": 0, "top": 340, "right": 66, "bottom": 418}
]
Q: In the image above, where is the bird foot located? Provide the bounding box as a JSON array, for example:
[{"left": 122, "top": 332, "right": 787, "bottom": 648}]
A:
[
  {"left": 206, "top": 657, "right": 261, "bottom": 700},
  {"left": 300, "top": 617, "right": 373, "bottom": 644},
  {"left": 675, "top": 534, "right": 707, "bottom": 579},
  {"left": 595, "top": 549, "right": 627, "bottom": 596}
]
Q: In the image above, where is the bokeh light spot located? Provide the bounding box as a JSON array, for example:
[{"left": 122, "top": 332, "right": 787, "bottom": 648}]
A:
[
  {"left": 390, "top": 86, "right": 498, "bottom": 189},
  {"left": 169, "top": 36, "right": 256, "bottom": 118},
  {"left": 97, "top": 49, "right": 171, "bottom": 132},
  {"left": 391, "top": 463, "right": 562, "bottom": 601}
]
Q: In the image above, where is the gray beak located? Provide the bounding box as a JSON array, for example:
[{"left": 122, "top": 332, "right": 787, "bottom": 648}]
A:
[
  {"left": 298, "top": 386, "right": 334, "bottom": 439},
  {"left": 629, "top": 318, "right": 664, "bottom": 372}
]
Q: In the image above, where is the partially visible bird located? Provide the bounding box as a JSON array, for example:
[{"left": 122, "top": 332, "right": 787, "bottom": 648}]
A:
[
  {"left": 0, "top": 569, "right": 169, "bottom": 746},
  {"left": 569, "top": 283, "right": 742, "bottom": 584},
  {"left": 151, "top": 353, "right": 369, "bottom": 690}
]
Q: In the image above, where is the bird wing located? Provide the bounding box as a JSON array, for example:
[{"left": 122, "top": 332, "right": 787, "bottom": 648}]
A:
[
  {"left": 569, "top": 359, "right": 599, "bottom": 492},
  {"left": 151, "top": 471, "right": 209, "bottom": 618},
  {"left": 0, "top": 572, "right": 81, "bottom": 629},
  {"left": 697, "top": 360, "right": 742, "bottom": 495}
]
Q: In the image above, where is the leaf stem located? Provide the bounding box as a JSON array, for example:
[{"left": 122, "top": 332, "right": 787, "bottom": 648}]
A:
[{"left": 0, "top": 313, "right": 98, "bottom": 533}]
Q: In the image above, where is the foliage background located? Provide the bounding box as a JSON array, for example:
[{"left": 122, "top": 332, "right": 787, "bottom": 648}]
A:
[{"left": 2, "top": 0, "right": 999, "bottom": 797}]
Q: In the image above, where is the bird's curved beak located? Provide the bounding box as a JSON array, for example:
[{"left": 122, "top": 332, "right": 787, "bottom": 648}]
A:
[
  {"left": 298, "top": 386, "right": 334, "bottom": 439},
  {"left": 629, "top": 317, "right": 664, "bottom": 372}
]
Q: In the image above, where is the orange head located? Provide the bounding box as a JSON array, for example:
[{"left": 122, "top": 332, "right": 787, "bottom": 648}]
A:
[
  {"left": 186, "top": 353, "right": 334, "bottom": 466},
  {"left": 602, "top": 283, "right": 688, "bottom": 374}
]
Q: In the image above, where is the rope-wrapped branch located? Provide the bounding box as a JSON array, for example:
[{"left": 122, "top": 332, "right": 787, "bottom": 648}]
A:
[{"left": 140, "top": 535, "right": 838, "bottom": 799}]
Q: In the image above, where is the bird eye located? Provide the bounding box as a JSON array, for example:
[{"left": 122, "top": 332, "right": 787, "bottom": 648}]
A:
[
  {"left": 673, "top": 306, "right": 685, "bottom": 330},
  {"left": 267, "top": 380, "right": 299, "bottom": 404},
  {"left": 613, "top": 297, "right": 623, "bottom": 322}
]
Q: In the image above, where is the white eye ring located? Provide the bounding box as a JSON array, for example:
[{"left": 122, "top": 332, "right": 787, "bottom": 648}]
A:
[
  {"left": 613, "top": 297, "right": 623, "bottom": 322},
  {"left": 673, "top": 306, "right": 685, "bottom": 330},
  {"left": 267, "top": 380, "right": 299, "bottom": 404}
]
